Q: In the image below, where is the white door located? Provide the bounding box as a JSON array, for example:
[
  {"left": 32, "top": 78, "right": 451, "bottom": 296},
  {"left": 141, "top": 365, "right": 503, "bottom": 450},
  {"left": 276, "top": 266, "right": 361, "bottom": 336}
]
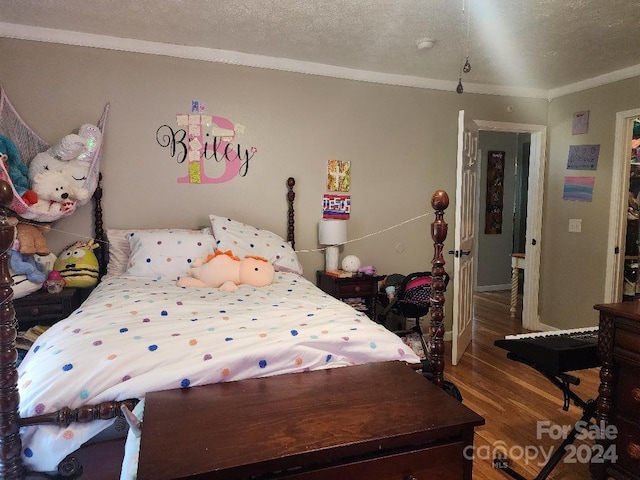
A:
[{"left": 452, "top": 110, "right": 479, "bottom": 366}]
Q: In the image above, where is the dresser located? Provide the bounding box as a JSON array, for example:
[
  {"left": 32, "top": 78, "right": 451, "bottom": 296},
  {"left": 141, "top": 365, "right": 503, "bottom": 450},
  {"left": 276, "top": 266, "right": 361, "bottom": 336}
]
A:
[
  {"left": 137, "top": 361, "right": 485, "bottom": 480},
  {"left": 593, "top": 302, "right": 640, "bottom": 479}
]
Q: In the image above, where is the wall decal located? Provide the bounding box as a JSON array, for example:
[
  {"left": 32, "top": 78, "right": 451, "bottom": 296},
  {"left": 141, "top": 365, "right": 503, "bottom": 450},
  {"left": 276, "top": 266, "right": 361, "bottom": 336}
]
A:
[
  {"left": 567, "top": 144, "right": 600, "bottom": 170},
  {"left": 156, "top": 108, "right": 257, "bottom": 184},
  {"left": 485, "top": 151, "right": 505, "bottom": 234},
  {"left": 323, "top": 194, "right": 351, "bottom": 219},
  {"left": 563, "top": 176, "right": 595, "bottom": 202},
  {"left": 327, "top": 160, "right": 351, "bottom": 192}
]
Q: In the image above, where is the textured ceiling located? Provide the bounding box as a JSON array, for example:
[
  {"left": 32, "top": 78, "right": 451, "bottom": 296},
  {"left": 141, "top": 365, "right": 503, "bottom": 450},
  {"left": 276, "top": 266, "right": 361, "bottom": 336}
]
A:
[{"left": 2, "top": 0, "right": 640, "bottom": 93}]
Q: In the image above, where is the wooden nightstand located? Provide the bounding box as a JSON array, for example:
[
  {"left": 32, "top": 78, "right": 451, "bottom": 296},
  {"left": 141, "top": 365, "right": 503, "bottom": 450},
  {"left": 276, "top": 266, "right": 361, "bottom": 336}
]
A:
[
  {"left": 13, "top": 287, "right": 85, "bottom": 330},
  {"left": 316, "top": 270, "right": 384, "bottom": 320}
]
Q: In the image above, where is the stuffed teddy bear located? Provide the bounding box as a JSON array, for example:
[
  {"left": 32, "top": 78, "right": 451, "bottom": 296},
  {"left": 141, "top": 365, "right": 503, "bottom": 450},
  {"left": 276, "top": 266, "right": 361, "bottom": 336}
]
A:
[
  {"left": 15, "top": 222, "right": 51, "bottom": 256},
  {"left": 0, "top": 134, "right": 36, "bottom": 203},
  {"left": 31, "top": 170, "right": 90, "bottom": 214},
  {"left": 177, "top": 250, "right": 275, "bottom": 292},
  {"left": 28, "top": 133, "right": 86, "bottom": 182},
  {"left": 9, "top": 246, "right": 46, "bottom": 284}
]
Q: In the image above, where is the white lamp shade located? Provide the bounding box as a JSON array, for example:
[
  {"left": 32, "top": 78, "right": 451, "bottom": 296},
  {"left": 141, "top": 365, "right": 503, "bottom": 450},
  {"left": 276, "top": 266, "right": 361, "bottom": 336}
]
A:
[{"left": 318, "top": 219, "right": 347, "bottom": 246}]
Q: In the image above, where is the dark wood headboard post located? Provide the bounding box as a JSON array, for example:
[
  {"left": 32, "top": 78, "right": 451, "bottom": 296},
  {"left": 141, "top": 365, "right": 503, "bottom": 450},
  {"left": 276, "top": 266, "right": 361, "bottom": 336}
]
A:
[
  {"left": 93, "top": 172, "right": 107, "bottom": 279},
  {"left": 0, "top": 180, "right": 23, "bottom": 479},
  {"left": 429, "top": 190, "right": 449, "bottom": 388},
  {"left": 286, "top": 177, "right": 295, "bottom": 249}
]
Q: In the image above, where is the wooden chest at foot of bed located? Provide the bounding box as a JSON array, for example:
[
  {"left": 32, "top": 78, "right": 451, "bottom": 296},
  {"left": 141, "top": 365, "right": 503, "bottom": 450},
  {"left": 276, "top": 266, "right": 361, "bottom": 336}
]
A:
[{"left": 137, "top": 361, "right": 484, "bottom": 480}]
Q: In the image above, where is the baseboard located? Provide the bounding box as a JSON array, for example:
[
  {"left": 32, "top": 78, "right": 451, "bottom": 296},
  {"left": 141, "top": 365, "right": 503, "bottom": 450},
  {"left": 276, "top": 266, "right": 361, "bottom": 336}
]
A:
[{"left": 475, "top": 284, "right": 511, "bottom": 292}]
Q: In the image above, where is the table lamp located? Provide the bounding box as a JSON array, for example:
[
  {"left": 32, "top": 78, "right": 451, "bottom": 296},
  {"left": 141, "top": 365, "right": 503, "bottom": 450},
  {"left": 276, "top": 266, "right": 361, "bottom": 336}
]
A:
[{"left": 318, "top": 219, "right": 347, "bottom": 271}]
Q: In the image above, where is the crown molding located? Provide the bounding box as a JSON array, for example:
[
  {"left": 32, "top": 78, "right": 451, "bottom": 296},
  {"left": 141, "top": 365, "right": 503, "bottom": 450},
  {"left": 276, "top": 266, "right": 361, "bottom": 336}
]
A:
[
  {"left": 547, "top": 63, "right": 640, "bottom": 100},
  {"left": 3, "top": 22, "right": 637, "bottom": 101}
]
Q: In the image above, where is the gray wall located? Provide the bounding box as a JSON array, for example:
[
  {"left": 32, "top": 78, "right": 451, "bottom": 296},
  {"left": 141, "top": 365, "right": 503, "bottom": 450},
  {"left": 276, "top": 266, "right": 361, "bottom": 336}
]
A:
[
  {"left": 3, "top": 37, "right": 639, "bottom": 332},
  {"left": 543, "top": 77, "right": 640, "bottom": 329}
]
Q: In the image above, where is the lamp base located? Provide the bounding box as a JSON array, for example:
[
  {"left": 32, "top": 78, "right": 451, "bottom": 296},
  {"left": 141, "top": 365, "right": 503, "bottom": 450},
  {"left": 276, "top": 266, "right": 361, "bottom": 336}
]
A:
[{"left": 325, "top": 246, "right": 339, "bottom": 271}]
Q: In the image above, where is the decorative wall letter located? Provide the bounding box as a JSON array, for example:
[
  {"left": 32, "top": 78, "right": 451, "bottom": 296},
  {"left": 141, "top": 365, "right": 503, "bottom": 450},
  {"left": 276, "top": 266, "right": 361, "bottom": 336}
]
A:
[{"left": 156, "top": 103, "right": 258, "bottom": 184}]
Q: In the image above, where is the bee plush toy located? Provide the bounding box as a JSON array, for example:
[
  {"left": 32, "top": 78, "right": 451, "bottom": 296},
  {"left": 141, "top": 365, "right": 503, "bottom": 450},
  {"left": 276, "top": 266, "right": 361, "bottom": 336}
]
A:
[{"left": 53, "top": 239, "right": 100, "bottom": 288}]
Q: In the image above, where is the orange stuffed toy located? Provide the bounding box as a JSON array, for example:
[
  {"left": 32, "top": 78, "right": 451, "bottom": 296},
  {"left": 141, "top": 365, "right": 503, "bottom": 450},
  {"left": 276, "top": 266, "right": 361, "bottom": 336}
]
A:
[{"left": 176, "top": 250, "right": 274, "bottom": 292}]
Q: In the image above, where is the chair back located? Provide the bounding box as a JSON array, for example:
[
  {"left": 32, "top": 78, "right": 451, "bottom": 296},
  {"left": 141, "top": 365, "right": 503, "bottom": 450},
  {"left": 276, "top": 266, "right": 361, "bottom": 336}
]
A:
[{"left": 396, "top": 271, "right": 449, "bottom": 319}]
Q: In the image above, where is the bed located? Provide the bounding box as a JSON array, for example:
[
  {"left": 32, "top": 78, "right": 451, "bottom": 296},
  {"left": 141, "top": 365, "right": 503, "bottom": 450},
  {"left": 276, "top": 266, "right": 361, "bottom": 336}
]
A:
[{"left": 0, "top": 177, "right": 451, "bottom": 479}]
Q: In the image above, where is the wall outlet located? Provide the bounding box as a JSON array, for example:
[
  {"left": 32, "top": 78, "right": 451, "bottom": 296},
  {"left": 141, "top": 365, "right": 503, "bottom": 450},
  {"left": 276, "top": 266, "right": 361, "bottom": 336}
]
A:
[{"left": 569, "top": 218, "right": 582, "bottom": 233}]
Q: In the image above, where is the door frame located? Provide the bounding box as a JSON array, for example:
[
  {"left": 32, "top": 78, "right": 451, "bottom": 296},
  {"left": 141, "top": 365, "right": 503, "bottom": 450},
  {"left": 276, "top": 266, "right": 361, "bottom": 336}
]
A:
[
  {"left": 474, "top": 120, "right": 547, "bottom": 331},
  {"left": 605, "top": 108, "right": 640, "bottom": 302}
]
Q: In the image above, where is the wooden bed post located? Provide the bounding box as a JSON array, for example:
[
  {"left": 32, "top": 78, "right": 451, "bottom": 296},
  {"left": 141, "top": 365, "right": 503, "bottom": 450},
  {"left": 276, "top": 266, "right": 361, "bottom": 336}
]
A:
[
  {"left": 286, "top": 177, "right": 295, "bottom": 249},
  {"left": 0, "top": 180, "right": 23, "bottom": 480},
  {"left": 93, "top": 172, "right": 107, "bottom": 279},
  {"left": 429, "top": 190, "right": 449, "bottom": 388}
]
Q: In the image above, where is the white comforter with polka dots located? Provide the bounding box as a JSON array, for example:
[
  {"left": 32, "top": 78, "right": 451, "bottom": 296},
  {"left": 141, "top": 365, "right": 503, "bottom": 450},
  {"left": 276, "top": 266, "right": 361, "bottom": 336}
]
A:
[{"left": 18, "top": 272, "right": 419, "bottom": 472}]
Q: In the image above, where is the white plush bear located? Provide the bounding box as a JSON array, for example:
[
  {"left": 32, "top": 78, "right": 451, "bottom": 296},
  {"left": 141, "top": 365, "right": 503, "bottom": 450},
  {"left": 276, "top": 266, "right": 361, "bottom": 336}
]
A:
[
  {"left": 29, "top": 133, "right": 87, "bottom": 182},
  {"left": 31, "top": 170, "right": 90, "bottom": 214}
]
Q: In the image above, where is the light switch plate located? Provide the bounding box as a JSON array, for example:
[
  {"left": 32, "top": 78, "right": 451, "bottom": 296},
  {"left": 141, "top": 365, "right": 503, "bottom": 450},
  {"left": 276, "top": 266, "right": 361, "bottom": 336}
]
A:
[{"left": 569, "top": 218, "right": 582, "bottom": 233}]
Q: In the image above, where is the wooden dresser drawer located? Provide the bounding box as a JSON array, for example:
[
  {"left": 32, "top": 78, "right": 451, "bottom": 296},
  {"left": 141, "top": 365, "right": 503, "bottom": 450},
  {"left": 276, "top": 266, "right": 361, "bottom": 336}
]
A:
[
  {"left": 616, "top": 364, "right": 640, "bottom": 421},
  {"left": 13, "top": 288, "right": 82, "bottom": 328},
  {"left": 285, "top": 441, "right": 465, "bottom": 480},
  {"left": 613, "top": 323, "right": 640, "bottom": 364},
  {"left": 334, "top": 278, "right": 378, "bottom": 296},
  {"left": 610, "top": 417, "right": 640, "bottom": 476}
]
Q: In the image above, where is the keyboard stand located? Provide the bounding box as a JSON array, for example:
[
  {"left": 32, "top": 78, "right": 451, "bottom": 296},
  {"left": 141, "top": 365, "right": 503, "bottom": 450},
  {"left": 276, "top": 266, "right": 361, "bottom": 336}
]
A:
[{"left": 493, "top": 353, "right": 597, "bottom": 480}]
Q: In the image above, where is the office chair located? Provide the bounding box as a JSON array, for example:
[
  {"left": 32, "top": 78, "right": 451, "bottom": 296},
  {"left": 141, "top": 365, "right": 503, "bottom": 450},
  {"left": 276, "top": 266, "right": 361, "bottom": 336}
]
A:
[{"left": 379, "top": 271, "right": 450, "bottom": 367}]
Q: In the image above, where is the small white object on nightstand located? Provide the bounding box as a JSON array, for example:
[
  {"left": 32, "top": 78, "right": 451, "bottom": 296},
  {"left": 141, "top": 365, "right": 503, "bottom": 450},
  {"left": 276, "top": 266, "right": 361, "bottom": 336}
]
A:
[{"left": 342, "top": 255, "right": 361, "bottom": 273}]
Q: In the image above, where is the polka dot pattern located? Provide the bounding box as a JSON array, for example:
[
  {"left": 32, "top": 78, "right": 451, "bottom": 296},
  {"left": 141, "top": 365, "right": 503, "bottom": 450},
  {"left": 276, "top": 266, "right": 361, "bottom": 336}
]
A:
[{"left": 17, "top": 273, "right": 418, "bottom": 472}]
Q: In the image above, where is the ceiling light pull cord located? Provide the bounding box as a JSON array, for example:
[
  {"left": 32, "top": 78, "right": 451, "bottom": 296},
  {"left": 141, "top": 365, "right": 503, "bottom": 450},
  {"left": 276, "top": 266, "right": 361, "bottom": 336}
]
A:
[
  {"left": 294, "top": 212, "right": 432, "bottom": 254},
  {"left": 456, "top": 0, "right": 466, "bottom": 93},
  {"left": 457, "top": 0, "right": 471, "bottom": 93},
  {"left": 463, "top": 0, "right": 472, "bottom": 73}
]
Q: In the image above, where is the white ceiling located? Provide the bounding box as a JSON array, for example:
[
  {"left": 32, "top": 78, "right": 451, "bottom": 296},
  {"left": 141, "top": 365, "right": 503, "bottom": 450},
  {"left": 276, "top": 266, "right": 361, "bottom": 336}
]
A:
[{"left": 2, "top": 0, "right": 640, "bottom": 98}]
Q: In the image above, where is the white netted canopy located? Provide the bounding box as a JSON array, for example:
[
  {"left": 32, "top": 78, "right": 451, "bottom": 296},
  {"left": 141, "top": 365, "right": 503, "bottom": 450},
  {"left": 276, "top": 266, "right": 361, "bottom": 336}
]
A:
[{"left": 0, "top": 85, "right": 108, "bottom": 222}]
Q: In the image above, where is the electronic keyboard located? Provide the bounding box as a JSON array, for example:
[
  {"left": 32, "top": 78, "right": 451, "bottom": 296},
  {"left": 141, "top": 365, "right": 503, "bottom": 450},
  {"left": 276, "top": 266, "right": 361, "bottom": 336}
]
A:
[{"left": 494, "top": 327, "right": 600, "bottom": 373}]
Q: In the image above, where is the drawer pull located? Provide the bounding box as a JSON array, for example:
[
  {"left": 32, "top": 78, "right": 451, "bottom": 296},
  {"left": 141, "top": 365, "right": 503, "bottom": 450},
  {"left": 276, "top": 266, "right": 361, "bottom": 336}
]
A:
[
  {"left": 354, "top": 286, "right": 361, "bottom": 293},
  {"left": 29, "top": 307, "right": 40, "bottom": 316},
  {"left": 405, "top": 476, "right": 417, "bottom": 480},
  {"left": 632, "top": 387, "right": 640, "bottom": 403},
  {"left": 627, "top": 442, "right": 640, "bottom": 460}
]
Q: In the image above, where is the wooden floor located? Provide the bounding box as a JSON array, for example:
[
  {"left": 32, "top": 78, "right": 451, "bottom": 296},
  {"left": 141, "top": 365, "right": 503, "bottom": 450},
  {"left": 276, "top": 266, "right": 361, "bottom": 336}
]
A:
[{"left": 446, "top": 291, "right": 599, "bottom": 480}]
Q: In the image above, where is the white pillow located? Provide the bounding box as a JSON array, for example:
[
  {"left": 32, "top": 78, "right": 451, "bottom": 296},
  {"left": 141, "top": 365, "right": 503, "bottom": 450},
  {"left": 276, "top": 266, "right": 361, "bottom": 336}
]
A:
[
  {"left": 106, "top": 228, "right": 211, "bottom": 278},
  {"left": 123, "top": 229, "right": 215, "bottom": 280},
  {"left": 209, "top": 215, "right": 303, "bottom": 275}
]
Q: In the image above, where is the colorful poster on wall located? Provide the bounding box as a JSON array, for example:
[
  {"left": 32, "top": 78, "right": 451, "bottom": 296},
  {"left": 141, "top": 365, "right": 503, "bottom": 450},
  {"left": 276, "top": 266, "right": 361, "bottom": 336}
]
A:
[
  {"left": 563, "top": 176, "right": 595, "bottom": 202},
  {"left": 567, "top": 144, "right": 600, "bottom": 170},
  {"left": 572, "top": 110, "right": 590, "bottom": 135},
  {"left": 323, "top": 194, "right": 351, "bottom": 219},
  {"left": 327, "top": 160, "right": 351, "bottom": 192},
  {"left": 485, "top": 151, "right": 505, "bottom": 234}
]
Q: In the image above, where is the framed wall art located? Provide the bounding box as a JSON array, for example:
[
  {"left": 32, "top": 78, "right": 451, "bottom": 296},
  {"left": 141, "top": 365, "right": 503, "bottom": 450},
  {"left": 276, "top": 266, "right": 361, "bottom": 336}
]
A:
[{"left": 485, "top": 151, "right": 505, "bottom": 234}]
